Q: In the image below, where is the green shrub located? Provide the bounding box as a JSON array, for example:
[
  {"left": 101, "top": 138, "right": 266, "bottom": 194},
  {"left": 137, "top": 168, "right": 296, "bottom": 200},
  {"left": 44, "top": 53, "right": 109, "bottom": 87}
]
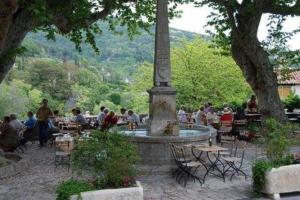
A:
[
  {"left": 264, "top": 118, "right": 292, "bottom": 161},
  {"left": 109, "top": 93, "right": 121, "bottom": 105},
  {"left": 252, "top": 118, "right": 296, "bottom": 196},
  {"left": 283, "top": 92, "right": 300, "bottom": 110},
  {"left": 71, "top": 131, "right": 139, "bottom": 189},
  {"left": 56, "top": 179, "right": 94, "bottom": 200},
  {"left": 252, "top": 160, "right": 273, "bottom": 195},
  {"left": 247, "top": 122, "right": 260, "bottom": 133}
]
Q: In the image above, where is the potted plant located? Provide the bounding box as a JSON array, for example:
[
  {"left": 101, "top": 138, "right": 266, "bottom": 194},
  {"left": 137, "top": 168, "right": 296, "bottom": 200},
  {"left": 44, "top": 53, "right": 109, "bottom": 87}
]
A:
[
  {"left": 252, "top": 119, "right": 300, "bottom": 199},
  {"left": 56, "top": 131, "right": 142, "bottom": 200}
]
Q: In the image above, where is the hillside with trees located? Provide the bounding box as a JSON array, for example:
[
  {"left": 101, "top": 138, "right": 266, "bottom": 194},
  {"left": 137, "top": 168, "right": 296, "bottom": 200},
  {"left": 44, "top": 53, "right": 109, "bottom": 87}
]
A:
[{"left": 0, "top": 25, "right": 251, "bottom": 118}]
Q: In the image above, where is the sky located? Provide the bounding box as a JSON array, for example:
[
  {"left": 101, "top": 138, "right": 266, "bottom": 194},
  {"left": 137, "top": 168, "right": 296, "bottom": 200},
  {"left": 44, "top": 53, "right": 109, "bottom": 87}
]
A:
[{"left": 170, "top": 4, "right": 300, "bottom": 50}]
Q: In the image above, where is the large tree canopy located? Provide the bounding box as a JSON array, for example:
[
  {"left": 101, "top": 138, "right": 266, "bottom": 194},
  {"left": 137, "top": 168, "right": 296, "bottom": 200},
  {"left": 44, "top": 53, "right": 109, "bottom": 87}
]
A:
[
  {"left": 191, "top": 0, "right": 300, "bottom": 121},
  {"left": 0, "top": 0, "right": 187, "bottom": 82},
  {"left": 1, "top": 0, "right": 300, "bottom": 121}
]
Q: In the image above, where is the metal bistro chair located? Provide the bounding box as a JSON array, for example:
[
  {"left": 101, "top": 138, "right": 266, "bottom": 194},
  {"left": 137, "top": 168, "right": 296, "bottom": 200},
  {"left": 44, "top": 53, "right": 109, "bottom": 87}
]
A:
[
  {"left": 222, "top": 141, "right": 247, "bottom": 181},
  {"left": 170, "top": 144, "right": 202, "bottom": 186},
  {"left": 54, "top": 139, "right": 72, "bottom": 170},
  {"left": 217, "top": 121, "right": 233, "bottom": 143}
]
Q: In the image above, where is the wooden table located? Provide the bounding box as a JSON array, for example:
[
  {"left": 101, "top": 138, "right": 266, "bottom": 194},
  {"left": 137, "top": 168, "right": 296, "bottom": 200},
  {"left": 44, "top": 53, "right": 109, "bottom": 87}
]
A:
[{"left": 191, "top": 144, "right": 228, "bottom": 183}]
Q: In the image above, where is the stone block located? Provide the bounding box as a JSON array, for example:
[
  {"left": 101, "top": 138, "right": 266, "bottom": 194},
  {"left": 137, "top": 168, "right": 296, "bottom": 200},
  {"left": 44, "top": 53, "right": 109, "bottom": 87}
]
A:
[
  {"left": 263, "top": 164, "right": 300, "bottom": 199},
  {"left": 71, "top": 181, "right": 143, "bottom": 200}
]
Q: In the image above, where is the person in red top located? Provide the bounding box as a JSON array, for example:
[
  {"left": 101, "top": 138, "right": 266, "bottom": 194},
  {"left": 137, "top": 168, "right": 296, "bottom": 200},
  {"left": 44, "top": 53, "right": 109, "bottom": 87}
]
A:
[
  {"left": 102, "top": 111, "right": 118, "bottom": 130},
  {"left": 247, "top": 95, "right": 258, "bottom": 113},
  {"left": 220, "top": 107, "right": 233, "bottom": 122}
]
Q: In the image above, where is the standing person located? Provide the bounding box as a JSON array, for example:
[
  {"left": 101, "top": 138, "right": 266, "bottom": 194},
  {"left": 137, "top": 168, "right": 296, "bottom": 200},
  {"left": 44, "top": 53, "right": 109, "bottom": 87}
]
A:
[
  {"left": 36, "top": 99, "right": 53, "bottom": 147},
  {"left": 195, "top": 106, "right": 207, "bottom": 125},
  {"left": 178, "top": 106, "right": 187, "bottom": 123}
]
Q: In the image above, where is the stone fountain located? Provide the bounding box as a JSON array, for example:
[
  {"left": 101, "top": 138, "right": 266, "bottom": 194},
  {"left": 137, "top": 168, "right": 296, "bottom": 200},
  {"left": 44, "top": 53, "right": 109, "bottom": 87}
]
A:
[{"left": 123, "top": 0, "right": 216, "bottom": 173}]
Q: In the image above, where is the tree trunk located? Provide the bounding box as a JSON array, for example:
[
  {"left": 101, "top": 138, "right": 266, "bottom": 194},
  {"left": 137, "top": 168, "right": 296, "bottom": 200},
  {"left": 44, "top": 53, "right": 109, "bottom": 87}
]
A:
[
  {"left": 231, "top": 36, "right": 286, "bottom": 122},
  {"left": 0, "top": 8, "right": 34, "bottom": 82}
]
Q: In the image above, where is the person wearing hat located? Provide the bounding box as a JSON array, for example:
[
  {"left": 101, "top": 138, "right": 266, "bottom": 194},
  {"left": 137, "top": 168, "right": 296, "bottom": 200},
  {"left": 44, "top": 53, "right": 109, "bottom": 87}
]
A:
[
  {"left": 220, "top": 107, "right": 233, "bottom": 122},
  {"left": 36, "top": 99, "right": 53, "bottom": 147}
]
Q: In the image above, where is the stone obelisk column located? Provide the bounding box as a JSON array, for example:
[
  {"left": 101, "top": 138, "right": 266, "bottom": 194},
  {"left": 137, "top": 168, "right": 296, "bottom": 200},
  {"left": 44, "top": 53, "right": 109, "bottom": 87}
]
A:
[{"left": 148, "top": 0, "right": 179, "bottom": 136}]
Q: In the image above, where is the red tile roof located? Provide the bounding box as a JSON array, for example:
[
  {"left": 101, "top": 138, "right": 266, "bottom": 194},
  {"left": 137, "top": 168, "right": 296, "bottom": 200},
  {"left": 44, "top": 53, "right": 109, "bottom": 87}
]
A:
[{"left": 278, "top": 70, "right": 300, "bottom": 85}]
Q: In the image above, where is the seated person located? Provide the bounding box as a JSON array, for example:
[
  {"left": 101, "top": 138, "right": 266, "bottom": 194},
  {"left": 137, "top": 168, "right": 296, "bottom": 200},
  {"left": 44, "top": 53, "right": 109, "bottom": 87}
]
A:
[
  {"left": 72, "top": 108, "right": 89, "bottom": 130},
  {"left": 222, "top": 103, "right": 233, "bottom": 113},
  {"left": 220, "top": 107, "right": 233, "bottom": 122},
  {"left": 72, "top": 109, "right": 87, "bottom": 125},
  {"left": 23, "top": 111, "right": 37, "bottom": 143},
  {"left": 0, "top": 116, "right": 18, "bottom": 152},
  {"left": 98, "top": 108, "right": 109, "bottom": 127},
  {"left": 102, "top": 111, "right": 118, "bottom": 130},
  {"left": 117, "top": 108, "right": 128, "bottom": 123},
  {"left": 24, "top": 111, "right": 37, "bottom": 129},
  {"left": 127, "top": 110, "right": 140, "bottom": 127},
  {"left": 52, "top": 110, "right": 62, "bottom": 127},
  {"left": 206, "top": 107, "right": 220, "bottom": 128},
  {"left": 247, "top": 95, "right": 258, "bottom": 113},
  {"left": 9, "top": 114, "right": 25, "bottom": 134},
  {"left": 195, "top": 106, "right": 207, "bottom": 125},
  {"left": 235, "top": 107, "right": 246, "bottom": 120},
  {"left": 96, "top": 106, "right": 106, "bottom": 126}
]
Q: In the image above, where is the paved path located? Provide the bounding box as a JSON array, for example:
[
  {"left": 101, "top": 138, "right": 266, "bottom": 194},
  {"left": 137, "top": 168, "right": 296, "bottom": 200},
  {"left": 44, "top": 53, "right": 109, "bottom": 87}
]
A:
[{"left": 0, "top": 143, "right": 299, "bottom": 200}]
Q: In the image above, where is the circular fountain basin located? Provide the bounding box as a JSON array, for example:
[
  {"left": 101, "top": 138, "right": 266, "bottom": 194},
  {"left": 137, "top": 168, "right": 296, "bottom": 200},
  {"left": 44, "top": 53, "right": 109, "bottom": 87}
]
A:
[{"left": 120, "top": 125, "right": 216, "bottom": 174}]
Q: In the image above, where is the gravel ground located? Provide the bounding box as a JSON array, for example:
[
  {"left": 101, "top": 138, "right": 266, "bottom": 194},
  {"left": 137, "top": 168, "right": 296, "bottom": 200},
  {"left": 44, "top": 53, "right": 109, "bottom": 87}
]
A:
[{"left": 0, "top": 143, "right": 299, "bottom": 200}]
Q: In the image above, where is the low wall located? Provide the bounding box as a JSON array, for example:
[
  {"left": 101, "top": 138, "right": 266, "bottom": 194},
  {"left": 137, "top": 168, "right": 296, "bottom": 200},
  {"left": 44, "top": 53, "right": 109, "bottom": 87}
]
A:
[{"left": 71, "top": 181, "right": 143, "bottom": 200}]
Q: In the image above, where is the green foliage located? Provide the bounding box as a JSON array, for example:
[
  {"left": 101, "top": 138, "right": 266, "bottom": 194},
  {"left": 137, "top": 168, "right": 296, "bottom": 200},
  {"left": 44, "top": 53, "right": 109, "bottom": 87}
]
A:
[
  {"left": 130, "top": 39, "right": 252, "bottom": 112},
  {"left": 252, "top": 160, "right": 273, "bottom": 196},
  {"left": 56, "top": 179, "right": 94, "bottom": 200},
  {"left": 247, "top": 122, "right": 260, "bottom": 133},
  {"left": 109, "top": 93, "right": 121, "bottom": 105},
  {"left": 71, "top": 131, "right": 139, "bottom": 189},
  {"left": 283, "top": 92, "right": 300, "bottom": 110},
  {"left": 263, "top": 118, "right": 292, "bottom": 161}
]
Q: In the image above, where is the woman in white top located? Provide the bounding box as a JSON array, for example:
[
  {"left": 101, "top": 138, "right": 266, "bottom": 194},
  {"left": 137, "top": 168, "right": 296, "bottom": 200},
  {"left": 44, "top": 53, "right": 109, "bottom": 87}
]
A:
[
  {"left": 178, "top": 106, "right": 188, "bottom": 123},
  {"left": 195, "top": 106, "right": 207, "bottom": 125}
]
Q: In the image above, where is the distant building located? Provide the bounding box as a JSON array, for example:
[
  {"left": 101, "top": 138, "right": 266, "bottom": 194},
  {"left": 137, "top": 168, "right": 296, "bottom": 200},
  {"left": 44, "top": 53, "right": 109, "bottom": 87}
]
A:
[{"left": 278, "top": 70, "right": 300, "bottom": 99}]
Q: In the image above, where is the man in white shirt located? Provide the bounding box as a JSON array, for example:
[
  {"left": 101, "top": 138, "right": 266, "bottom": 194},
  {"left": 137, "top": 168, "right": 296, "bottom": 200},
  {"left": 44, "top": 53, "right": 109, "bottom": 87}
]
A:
[
  {"left": 118, "top": 108, "right": 128, "bottom": 123},
  {"left": 127, "top": 110, "right": 140, "bottom": 126},
  {"left": 9, "top": 114, "right": 24, "bottom": 133}
]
